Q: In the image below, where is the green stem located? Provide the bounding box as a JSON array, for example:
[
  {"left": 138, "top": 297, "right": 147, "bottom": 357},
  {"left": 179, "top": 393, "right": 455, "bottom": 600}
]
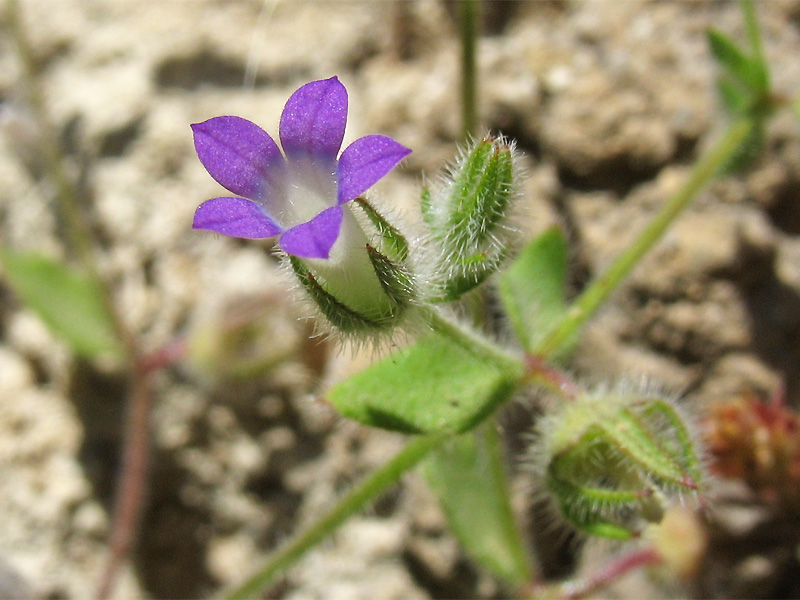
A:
[
  {"left": 222, "top": 432, "right": 448, "bottom": 600},
  {"left": 422, "top": 305, "right": 524, "bottom": 377},
  {"left": 459, "top": 0, "right": 479, "bottom": 139},
  {"left": 535, "top": 118, "right": 753, "bottom": 358}
]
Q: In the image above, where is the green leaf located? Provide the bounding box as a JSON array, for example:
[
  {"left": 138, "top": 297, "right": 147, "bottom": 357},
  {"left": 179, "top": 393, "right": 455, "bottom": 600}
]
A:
[
  {"left": 497, "top": 227, "right": 569, "bottom": 354},
  {"left": 716, "top": 77, "right": 749, "bottom": 116},
  {"left": 706, "top": 28, "right": 767, "bottom": 95},
  {"left": 327, "top": 335, "right": 515, "bottom": 434},
  {"left": 0, "top": 251, "right": 125, "bottom": 362},
  {"left": 424, "top": 424, "right": 533, "bottom": 585}
]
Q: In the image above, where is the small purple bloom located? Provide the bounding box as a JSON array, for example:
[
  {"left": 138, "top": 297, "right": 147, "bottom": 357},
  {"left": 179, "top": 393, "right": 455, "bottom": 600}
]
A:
[{"left": 191, "top": 77, "right": 411, "bottom": 259}]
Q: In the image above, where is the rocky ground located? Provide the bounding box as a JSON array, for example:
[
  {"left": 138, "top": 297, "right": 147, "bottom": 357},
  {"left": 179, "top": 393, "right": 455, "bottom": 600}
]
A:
[{"left": 1, "top": 1, "right": 800, "bottom": 598}]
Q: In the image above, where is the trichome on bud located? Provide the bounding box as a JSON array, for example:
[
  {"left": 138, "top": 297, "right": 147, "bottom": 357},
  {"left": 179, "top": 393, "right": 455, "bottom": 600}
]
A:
[{"left": 530, "top": 389, "right": 706, "bottom": 540}]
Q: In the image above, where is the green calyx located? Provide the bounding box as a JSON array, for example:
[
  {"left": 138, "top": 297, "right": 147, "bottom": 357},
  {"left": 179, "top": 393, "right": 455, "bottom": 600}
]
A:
[
  {"left": 541, "top": 392, "right": 704, "bottom": 540},
  {"left": 353, "top": 198, "right": 409, "bottom": 262},
  {"left": 422, "top": 135, "right": 518, "bottom": 302},
  {"left": 289, "top": 200, "right": 416, "bottom": 334}
]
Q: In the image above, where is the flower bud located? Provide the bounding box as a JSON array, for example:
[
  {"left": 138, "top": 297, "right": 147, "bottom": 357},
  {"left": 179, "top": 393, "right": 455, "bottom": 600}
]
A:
[
  {"left": 289, "top": 200, "right": 415, "bottom": 334},
  {"left": 421, "top": 135, "right": 519, "bottom": 302},
  {"left": 531, "top": 390, "right": 705, "bottom": 540}
]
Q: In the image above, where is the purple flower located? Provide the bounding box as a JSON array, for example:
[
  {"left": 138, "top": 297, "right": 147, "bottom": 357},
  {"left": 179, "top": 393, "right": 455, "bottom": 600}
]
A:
[{"left": 191, "top": 77, "right": 411, "bottom": 259}]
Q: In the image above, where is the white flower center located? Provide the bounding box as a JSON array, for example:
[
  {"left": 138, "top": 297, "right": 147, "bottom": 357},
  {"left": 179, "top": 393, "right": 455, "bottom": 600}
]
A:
[{"left": 272, "top": 156, "right": 337, "bottom": 229}]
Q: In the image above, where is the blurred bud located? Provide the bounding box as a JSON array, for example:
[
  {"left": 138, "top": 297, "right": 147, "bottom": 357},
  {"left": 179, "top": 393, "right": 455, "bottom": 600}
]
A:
[
  {"left": 531, "top": 390, "right": 706, "bottom": 540},
  {"left": 644, "top": 506, "right": 707, "bottom": 580},
  {"left": 705, "top": 392, "right": 800, "bottom": 511},
  {"left": 420, "top": 135, "right": 519, "bottom": 302},
  {"left": 187, "top": 292, "right": 303, "bottom": 381}
]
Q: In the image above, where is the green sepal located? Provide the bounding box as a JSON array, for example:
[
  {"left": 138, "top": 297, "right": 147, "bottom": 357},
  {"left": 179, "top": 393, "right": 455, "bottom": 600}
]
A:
[
  {"left": 327, "top": 335, "right": 516, "bottom": 434},
  {"left": 438, "top": 136, "right": 514, "bottom": 252},
  {"left": 542, "top": 394, "right": 704, "bottom": 540},
  {"left": 0, "top": 250, "right": 126, "bottom": 363},
  {"left": 420, "top": 186, "right": 436, "bottom": 230},
  {"left": 289, "top": 256, "right": 400, "bottom": 332},
  {"left": 433, "top": 247, "right": 506, "bottom": 303},
  {"left": 546, "top": 465, "right": 640, "bottom": 540},
  {"left": 353, "top": 197, "right": 409, "bottom": 262},
  {"left": 641, "top": 399, "right": 704, "bottom": 489},
  {"left": 366, "top": 244, "right": 415, "bottom": 309},
  {"left": 423, "top": 136, "right": 518, "bottom": 302}
]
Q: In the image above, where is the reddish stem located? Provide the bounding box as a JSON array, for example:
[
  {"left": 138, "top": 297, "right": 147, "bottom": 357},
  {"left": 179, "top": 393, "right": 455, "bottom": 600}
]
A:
[
  {"left": 137, "top": 338, "right": 187, "bottom": 374},
  {"left": 561, "top": 547, "right": 662, "bottom": 600},
  {"left": 95, "top": 361, "right": 154, "bottom": 600},
  {"left": 524, "top": 354, "right": 580, "bottom": 400}
]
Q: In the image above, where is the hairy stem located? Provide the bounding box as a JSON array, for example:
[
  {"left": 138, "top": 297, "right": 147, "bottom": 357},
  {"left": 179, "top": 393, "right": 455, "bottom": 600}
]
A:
[
  {"left": 422, "top": 305, "right": 523, "bottom": 377},
  {"left": 222, "top": 432, "right": 448, "bottom": 600},
  {"left": 535, "top": 118, "right": 753, "bottom": 358}
]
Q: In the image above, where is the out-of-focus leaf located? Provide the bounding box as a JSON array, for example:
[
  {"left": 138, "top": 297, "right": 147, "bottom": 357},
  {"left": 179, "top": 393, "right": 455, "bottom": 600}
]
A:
[
  {"left": 497, "top": 227, "right": 569, "bottom": 355},
  {"left": 327, "top": 335, "right": 517, "bottom": 434},
  {"left": 0, "top": 250, "right": 125, "bottom": 362},
  {"left": 707, "top": 28, "right": 767, "bottom": 95},
  {"left": 424, "top": 424, "right": 533, "bottom": 585}
]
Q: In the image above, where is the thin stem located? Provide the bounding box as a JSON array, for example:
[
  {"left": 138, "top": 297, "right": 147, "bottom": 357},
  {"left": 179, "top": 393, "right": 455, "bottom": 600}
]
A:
[
  {"left": 523, "top": 354, "right": 580, "bottom": 401},
  {"left": 459, "top": 0, "right": 479, "bottom": 139},
  {"left": 7, "top": 0, "right": 91, "bottom": 265},
  {"left": 532, "top": 547, "right": 662, "bottom": 600},
  {"left": 95, "top": 364, "right": 154, "bottom": 600},
  {"left": 535, "top": 118, "right": 753, "bottom": 358},
  {"left": 7, "top": 0, "right": 136, "bottom": 359},
  {"left": 422, "top": 305, "right": 524, "bottom": 377},
  {"left": 221, "top": 432, "right": 449, "bottom": 600}
]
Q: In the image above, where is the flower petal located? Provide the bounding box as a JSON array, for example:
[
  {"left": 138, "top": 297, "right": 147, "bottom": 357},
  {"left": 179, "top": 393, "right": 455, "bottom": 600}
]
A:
[
  {"left": 192, "top": 116, "right": 284, "bottom": 199},
  {"left": 280, "top": 205, "right": 343, "bottom": 259},
  {"left": 279, "top": 77, "right": 347, "bottom": 161},
  {"left": 192, "top": 197, "right": 282, "bottom": 239},
  {"left": 337, "top": 135, "right": 412, "bottom": 204}
]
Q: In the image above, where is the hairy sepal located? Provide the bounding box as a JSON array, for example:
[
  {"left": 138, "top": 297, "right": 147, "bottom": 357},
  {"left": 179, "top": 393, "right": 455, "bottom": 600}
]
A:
[
  {"left": 290, "top": 255, "right": 405, "bottom": 333},
  {"left": 530, "top": 388, "right": 706, "bottom": 540},
  {"left": 421, "top": 135, "right": 520, "bottom": 302}
]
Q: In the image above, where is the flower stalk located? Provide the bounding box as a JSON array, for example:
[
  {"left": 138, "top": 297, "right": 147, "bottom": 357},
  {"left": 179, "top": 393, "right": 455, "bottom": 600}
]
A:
[
  {"left": 221, "top": 432, "right": 449, "bottom": 600},
  {"left": 535, "top": 118, "right": 753, "bottom": 358}
]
